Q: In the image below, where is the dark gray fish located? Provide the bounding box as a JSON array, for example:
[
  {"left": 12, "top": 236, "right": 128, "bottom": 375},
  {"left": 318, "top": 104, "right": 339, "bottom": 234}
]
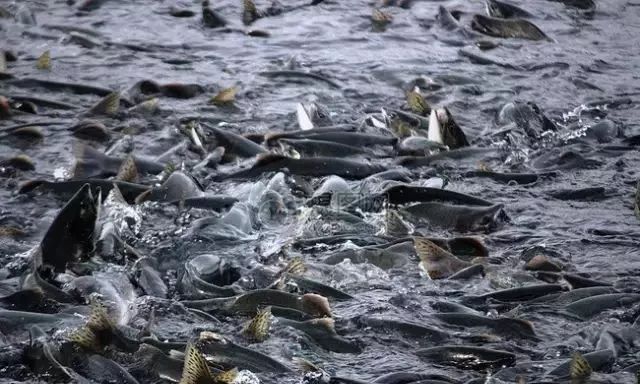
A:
[
  {"left": 285, "top": 275, "right": 354, "bottom": 300},
  {"left": 133, "top": 258, "right": 168, "bottom": 299},
  {"left": 565, "top": 293, "right": 640, "bottom": 319},
  {"left": 416, "top": 345, "right": 516, "bottom": 370},
  {"left": 497, "top": 101, "right": 557, "bottom": 139},
  {"left": 486, "top": 0, "right": 533, "bottom": 19},
  {"left": 280, "top": 138, "right": 369, "bottom": 157},
  {"left": 131, "top": 343, "right": 184, "bottom": 382},
  {"left": 218, "top": 154, "right": 387, "bottom": 180},
  {"left": 296, "top": 101, "right": 333, "bottom": 130},
  {"left": 562, "top": 273, "right": 612, "bottom": 289},
  {"left": 384, "top": 185, "right": 494, "bottom": 207},
  {"left": 37, "top": 184, "right": 100, "bottom": 272},
  {"left": 8, "top": 77, "right": 115, "bottom": 97},
  {"left": 471, "top": 14, "right": 549, "bottom": 41},
  {"left": 19, "top": 179, "right": 150, "bottom": 204},
  {"left": 464, "top": 284, "right": 565, "bottom": 304},
  {"left": 300, "top": 132, "right": 397, "bottom": 147},
  {"left": 182, "top": 289, "right": 332, "bottom": 318},
  {"left": 448, "top": 264, "right": 485, "bottom": 280},
  {"left": 69, "top": 120, "right": 111, "bottom": 142},
  {"left": 259, "top": 70, "right": 341, "bottom": 89},
  {"left": 354, "top": 316, "right": 449, "bottom": 343},
  {"left": 278, "top": 317, "right": 362, "bottom": 353},
  {"left": 202, "top": 124, "right": 267, "bottom": 159},
  {"left": 199, "top": 333, "right": 292, "bottom": 372},
  {"left": 137, "top": 171, "right": 203, "bottom": 202},
  {"left": 547, "top": 0, "right": 596, "bottom": 12},
  {"left": 397, "top": 147, "right": 499, "bottom": 168},
  {"left": 402, "top": 202, "right": 506, "bottom": 232},
  {"left": 0, "top": 309, "right": 79, "bottom": 331},
  {"left": 433, "top": 313, "right": 536, "bottom": 338},
  {"left": 547, "top": 187, "right": 606, "bottom": 201},
  {"left": 80, "top": 355, "right": 140, "bottom": 384},
  {"left": 264, "top": 125, "right": 357, "bottom": 144},
  {"left": 547, "top": 349, "right": 614, "bottom": 377},
  {"left": 463, "top": 171, "right": 548, "bottom": 185}
]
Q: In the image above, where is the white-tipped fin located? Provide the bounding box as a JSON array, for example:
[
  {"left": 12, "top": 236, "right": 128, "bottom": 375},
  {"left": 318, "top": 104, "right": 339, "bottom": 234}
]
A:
[{"left": 297, "top": 103, "right": 314, "bottom": 131}]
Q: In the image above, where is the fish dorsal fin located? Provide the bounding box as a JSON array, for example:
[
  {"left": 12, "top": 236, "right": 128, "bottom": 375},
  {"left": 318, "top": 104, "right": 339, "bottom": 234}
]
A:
[
  {"left": 413, "top": 236, "right": 470, "bottom": 279},
  {"left": 88, "top": 92, "right": 120, "bottom": 116},
  {"left": 255, "top": 153, "right": 287, "bottom": 167},
  {"left": 36, "top": 50, "right": 51, "bottom": 70},
  {"left": 385, "top": 209, "right": 411, "bottom": 237},
  {"left": 242, "top": 0, "right": 260, "bottom": 25},
  {"left": 107, "top": 183, "right": 128, "bottom": 206},
  {"left": 116, "top": 154, "right": 138, "bottom": 183},
  {"left": 243, "top": 306, "right": 272, "bottom": 342},
  {"left": 68, "top": 326, "right": 100, "bottom": 351},
  {"left": 293, "top": 357, "right": 321, "bottom": 373},
  {"left": 283, "top": 256, "right": 306, "bottom": 276},
  {"left": 414, "top": 237, "right": 454, "bottom": 263},
  {"left": 569, "top": 352, "right": 592, "bottom": 380},
  {"left": 406, "top": 88, "right": 430, "bottom": 116},
  {"left": 215, "top": 367, "right": 239, "bottom": 384},
  {"left": 87, "top": 299, "right": 114, "bottom": 332},
  {"left": 179, "top": 342, "right": 213, "bottom": 384}
]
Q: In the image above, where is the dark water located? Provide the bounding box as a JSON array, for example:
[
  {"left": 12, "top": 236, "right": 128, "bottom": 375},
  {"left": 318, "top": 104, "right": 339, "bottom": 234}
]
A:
[{"left": 1, "top": 0, "right": 640, "bottom": 383}]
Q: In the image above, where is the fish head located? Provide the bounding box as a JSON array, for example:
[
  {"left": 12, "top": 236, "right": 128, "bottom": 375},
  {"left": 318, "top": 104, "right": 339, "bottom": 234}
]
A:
[{"left": 471, "top": 14, "right": 502, "bottom": 36}]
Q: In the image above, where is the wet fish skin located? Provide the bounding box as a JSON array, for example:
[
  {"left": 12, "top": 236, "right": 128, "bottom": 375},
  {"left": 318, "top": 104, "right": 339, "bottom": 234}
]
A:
[
  {"left": 416, "top": 345, "right": 516, "bottom": 370},
  {"left": 433, "top": 313, "right": 536, "bottom": 338},
  {"left": 278, "top": 317, "right": 362, "bottom": 353},
  {"left": 486, "top": 0, "right": 533, "bottom": 19},
  {"left": 471, "top": 14, "right": 549, "bottom": 41},
  {"left": 403, "top": 202, "right": 505, "bottom": 232},
  {"left": 199, "top": 333, "right": 292, "bottom": 373},
  {"left": 464, "top": 284, "right": 565, "bottom": 305},
  {"left": 565, "top": 293, "right": 640, "bottom": 319}
]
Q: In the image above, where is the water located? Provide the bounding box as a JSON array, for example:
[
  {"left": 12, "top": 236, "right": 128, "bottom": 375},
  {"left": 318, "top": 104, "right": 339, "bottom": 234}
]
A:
[{"left": 1, "top": 0, "right": 640, "bottom": 383}]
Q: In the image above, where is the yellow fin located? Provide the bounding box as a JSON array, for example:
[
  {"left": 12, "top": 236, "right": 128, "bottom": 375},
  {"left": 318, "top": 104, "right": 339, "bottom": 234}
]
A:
[
  {"left": 116, "top": 154, "right": 138, "bottom": 183},
  {"left": 68, "top": 326, "right": 100, "bottom": 351},
  {"left": 406, "top": 88, "right": 430, "bottom": 116},
  {"left": 88, "top": 92, "right": 120, "bottom": 116},
  {"left": 210, "top": 87, "right": 237, "bottom": 105},
  {"left": 179, "top": 342, "right": 214, "bottom": 384},
  {"left": 293, "top": 357, "right": 321, "bottom": 373},
  {"left": 385, "top": 209, "right": 411, "bottom": 237},
  {"left": 242, "top": 0, "right": 259, "bottom": 25},
  {"left": 569, "top": 352, "right": 592, "bottom": 380},
  {"left": 372, "top": 9, "right": 393, "bottom": 25},
  {"left": 36, "top": 50, "right": 51, "bottom": 70},
  {"left": 283, "top": 256, "right": 306, "bottom": 276},
  {"left": 243, "top": 306, "right": 272, "bottom": 342},
  {"left": 215, "top": 367, "right": 238, "bottom": 384},
  {"left": 413, "top": 237, "right": 470, "bottom": 279},
  {"left": 87, "top": 299, "right": 114, "bottom": 332}
]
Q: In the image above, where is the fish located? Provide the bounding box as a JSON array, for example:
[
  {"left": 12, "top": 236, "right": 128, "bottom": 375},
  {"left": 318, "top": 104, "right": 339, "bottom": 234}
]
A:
[
  {"left": 36, "top": 50, "right": 51, "bottom": 70},
  {"left": 278, "top": 317, "right": 362, "bottom": 353},
  {"left": 202, "top": 123, "right": 268, "bottom": 159},
  {"left": 471, "top": 14, "right": 549, "bottom": 41},
  {"left": 242, "top": 0, "right": 261, "bottom": 25},
  {"left": 210, "top": 87, "right": 237, "bottom": 105},
  {"left": 73, "top": 143, "right": 164, "bottom": 179},
  {"left": 182, "top": 289, "right": 332, "bottom": 318},
  {"left": 402, "top": 202, "right": 506, "bottom": 232},
  {"left": 217, "top": 154, "right": 387, "bottom": 180},
  {"left": 565, "top": 293, "right": 640, "bottom": 319},
  {"left": 19, "top": 179, "right": 150, "bottom": 204},
  {"left": 406, "top": 87, "right": 431, "bottom": 116},
  {"left": 199, "top": 332, "right": 292, "bottom": 373},
  {"left": 354, "top": 316, "right": 449, "bottom": 342},
  {"left": 464, "top": 284, "right": 565, "bottom": 305},
  {"left": 279, "top": 138, "right": 369, "bottom": 157},
  {"left": 67, "top": 300, "right": 138, "bottom": 352},
  {"left": 433, "top": 313, "right": 536, "bottom": 338},
  {"left": 416, "top": 345, "right": 516, "bottom": 370}
]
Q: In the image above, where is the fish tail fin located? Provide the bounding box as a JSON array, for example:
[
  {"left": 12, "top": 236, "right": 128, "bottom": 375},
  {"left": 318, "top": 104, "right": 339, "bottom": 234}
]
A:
[
  {"left": 569, "top": 352, "right": 592, "bottom": 380},
  {"left": 215, "top": 367, "right": 239, "bottom": 384},
  {"left": 116, "top": 154, "right": 138, "bottom": 182},
  {"left": 243, "top": 306, "right": 272, "bottom": 342},
  {"left": 179, "top": 342, "right": 214, "bottom": 384}
]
